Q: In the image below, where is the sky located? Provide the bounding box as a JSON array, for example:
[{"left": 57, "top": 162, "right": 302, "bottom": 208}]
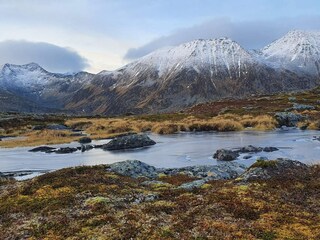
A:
[{"left": 0, "top": 0, "right": 320, "bottom": 73}]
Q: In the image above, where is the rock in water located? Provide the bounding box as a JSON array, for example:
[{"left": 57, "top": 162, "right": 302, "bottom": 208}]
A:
[
  {"left": 263, "top": 147, "right": 279, "bottom": 152},
  {"left": 81, "top": 145, "right": 94, "bottom": 152},
  {"left": 237, "top": 158, "right": 309, "bottom": 182},
  {"left": 102, "top": 134, "right": 156, "bottom": 150},
  {"left": 213, "top": 149, "right": 240, "bottom": 161},
  {"left": 78, "top": 137, "right": 92, "bottom": 144},
  {"left": 107, "top": 160, "right": 157, "bottom": 178},
  {"left": 55, "top": 147, "right": 78, "bottom": 154},
  {"left": 29, "top": 146, "right": 56, "bottom": 152},
  {"left": 238, "top": 145, "right": 263, "bottom": 153}
]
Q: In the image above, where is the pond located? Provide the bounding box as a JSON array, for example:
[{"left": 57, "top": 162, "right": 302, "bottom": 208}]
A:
[{"left": 1, "top": 129, "right": 320, "bottom": 178}]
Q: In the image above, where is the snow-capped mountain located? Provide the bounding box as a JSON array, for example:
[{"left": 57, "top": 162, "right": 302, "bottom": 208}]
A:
[
  {"left": 0, "top": 63, "right": 94, "bottom": 112},
  {"left": 1, "top": 31, "right": 320, "bottom": 115},
  {"left": 66, "top": 36, "right": 317, "bottom": 115},
  {"left": 262, "top": 30, "right": 320, "bottom": 76}
]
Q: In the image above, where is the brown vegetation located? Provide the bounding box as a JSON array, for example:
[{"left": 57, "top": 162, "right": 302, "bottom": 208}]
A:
[{"left": 0, "top": 164, "right": 319, "bottom": 239}]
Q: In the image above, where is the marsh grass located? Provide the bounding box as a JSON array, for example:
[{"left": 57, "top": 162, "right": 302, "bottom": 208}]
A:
[{"left": 0, "top": 113, "right": 279, "bottom": 147}]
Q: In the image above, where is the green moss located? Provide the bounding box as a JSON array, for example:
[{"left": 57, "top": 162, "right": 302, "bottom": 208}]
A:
[{"left": 251, "top": 159, "right": 278, "bottom": 169}]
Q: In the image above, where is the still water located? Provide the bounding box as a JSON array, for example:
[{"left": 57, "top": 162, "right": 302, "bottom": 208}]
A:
[{"left": 1, "top": 129, "right": 320, "bottom": 175}]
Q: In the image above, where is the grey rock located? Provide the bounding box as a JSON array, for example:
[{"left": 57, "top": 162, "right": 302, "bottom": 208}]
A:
[
  {"left": 238, "top": 158, "right": 309, "bottom": 182},
  {"left": 243, "top": 155, "right": 252, "bottom": 159},
  {"left": 107, "top": 132, "right": 138, "bottom": 139},
  {"left": 78, "top": 137, "right": 92, "bottom": 144},
  {"left": 238, "top": 145, "right": 263, "bottom": 153},
  {"left": 102, "top": 134, "right": 156, "bottom": 151},
  {"left": 178, "top": 179, "right": 208, "bottom": 190},
  {"left": 47, "top": 124, "right": 69, "bottom": 130},
  {"left": 29, "top": 146, "right": 56, "bottom": 153},
  {"left": 291, "top": 103, "right": 315, "bottom": 111},
  {"left": 263, "top": 147, "right": 279, "bottom": 152},
  {"left": 81, "top": 145, "right": 94, "bottom": 152},
  {"left": 55, "top": 147, "right": 78, "bottom": 154},
  {"left": 275, "top": 112, "right": 304, "bottom": 127},
  {"left": 213, "top": 149, "right": 239, "bottom": 161},
  {"left": 158, "top": 162, "right": 247, "bottom": 180},
  {"left": 107, "top": 160, "right": 157, "bottom": 178}
]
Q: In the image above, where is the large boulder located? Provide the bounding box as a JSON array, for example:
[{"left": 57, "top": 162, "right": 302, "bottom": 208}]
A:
[
  {"left": 274, "top": 112, "right": 304, "bottom": 127},
  {"left": 107, "top": 160, "right": 157, "bottom": 178},
  {"left": 213, "top": 149, "right": 239, "bottom": 161},
  {"left": 237, "top": 158, "right": 309, "bottom": 182},
  {"left": 102, "top": 134, "right": 156, "bottom": 151}
]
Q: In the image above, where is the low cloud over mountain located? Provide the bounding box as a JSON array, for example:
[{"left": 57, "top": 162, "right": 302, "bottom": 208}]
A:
[
  {"left": 0, "top": 40, "right": 89, "bottom": 73},
  {"left": 125, "top": 16, "right": 320, "bottom": 60}
]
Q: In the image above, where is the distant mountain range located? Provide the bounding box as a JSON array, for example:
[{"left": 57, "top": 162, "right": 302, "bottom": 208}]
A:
[{"left": 1, "top": 30, "right": 320, "bottom": 115}]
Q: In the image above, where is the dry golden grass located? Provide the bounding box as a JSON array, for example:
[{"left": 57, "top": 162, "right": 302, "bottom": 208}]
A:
[
  {"left": 0, "top": 130, "right": 79, "bottom": 148},
  {"left": 0, "top": 113, "right": 278, "bottom": 148}
]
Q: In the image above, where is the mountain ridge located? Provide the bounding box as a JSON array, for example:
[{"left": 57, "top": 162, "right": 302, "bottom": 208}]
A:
[{"left": 1, "top": 30, "right": 320, "bottom": 115}]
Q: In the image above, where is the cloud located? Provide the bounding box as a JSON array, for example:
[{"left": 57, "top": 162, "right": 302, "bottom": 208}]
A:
[
  {"left": 125, "top": 16, "right": 320, "bottom": 59},
  {"left": 0, "top": 40, "right": 89, "bottom": 73}
]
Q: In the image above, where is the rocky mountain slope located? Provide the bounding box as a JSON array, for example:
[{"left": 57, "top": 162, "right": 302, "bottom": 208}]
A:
[
  {"left": 262, "top": 30, "right": 320, "bottom": 76},
  {"left": 0, "top": 63, "right": 94, "bottom": 112},
  {"left": 1, "top": 30, "right": 320, "bottom": 115}
]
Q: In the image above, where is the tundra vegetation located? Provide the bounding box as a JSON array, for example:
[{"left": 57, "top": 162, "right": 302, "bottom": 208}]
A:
[{"left": 0, "top": 164, "right": 319, "bottom": 239}]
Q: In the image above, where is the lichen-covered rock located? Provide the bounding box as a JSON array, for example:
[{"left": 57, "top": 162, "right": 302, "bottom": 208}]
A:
[
  {"left": 102, "top": 134, "right": 156, "bottom": 150},
  {"left": 237, "top": 158, "right": 309, "bottom": 182},
  {"left": 213, "top": 149, "right": 239, "bottom": 161},
  {"left": 107, "top": 160, "right": 157, "bottom": 178},
  {"left": 159, "top": 162, "right": 247, "bottom": 181}
]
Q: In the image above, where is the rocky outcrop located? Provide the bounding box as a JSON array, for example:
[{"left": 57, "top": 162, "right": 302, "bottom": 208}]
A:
[
  {"left": 102, "top": 134, "right": 156, "bottom": 150},
  {"left": 107, "top": 160, "right": 158, "bottom": 178},
  {"left": 237, "top": 158, "right": 309, "bottom": 182},
  {"left": 275, "top": 112, "right": 304, "bottom": 127},
  {"left": 106, "top": 160, "right": 247, "bottom": 189}
]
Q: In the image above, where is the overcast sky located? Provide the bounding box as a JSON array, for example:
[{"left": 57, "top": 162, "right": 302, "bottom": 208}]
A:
[{"left": 1, "top": 0, "right": 320, "bottom": 73}]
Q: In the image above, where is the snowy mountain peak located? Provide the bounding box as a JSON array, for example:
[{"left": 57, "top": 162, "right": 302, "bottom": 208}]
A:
[
  {"left": 124, "top": 37, "right": 254, "bottom": 79},
  {"left": 262, "top": 30, "right": 320, "bottom": 75}
]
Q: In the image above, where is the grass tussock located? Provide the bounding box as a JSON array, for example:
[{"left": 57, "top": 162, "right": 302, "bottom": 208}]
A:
[{"left": 0, "top": 164, "right": 319, "bottom": 239}]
